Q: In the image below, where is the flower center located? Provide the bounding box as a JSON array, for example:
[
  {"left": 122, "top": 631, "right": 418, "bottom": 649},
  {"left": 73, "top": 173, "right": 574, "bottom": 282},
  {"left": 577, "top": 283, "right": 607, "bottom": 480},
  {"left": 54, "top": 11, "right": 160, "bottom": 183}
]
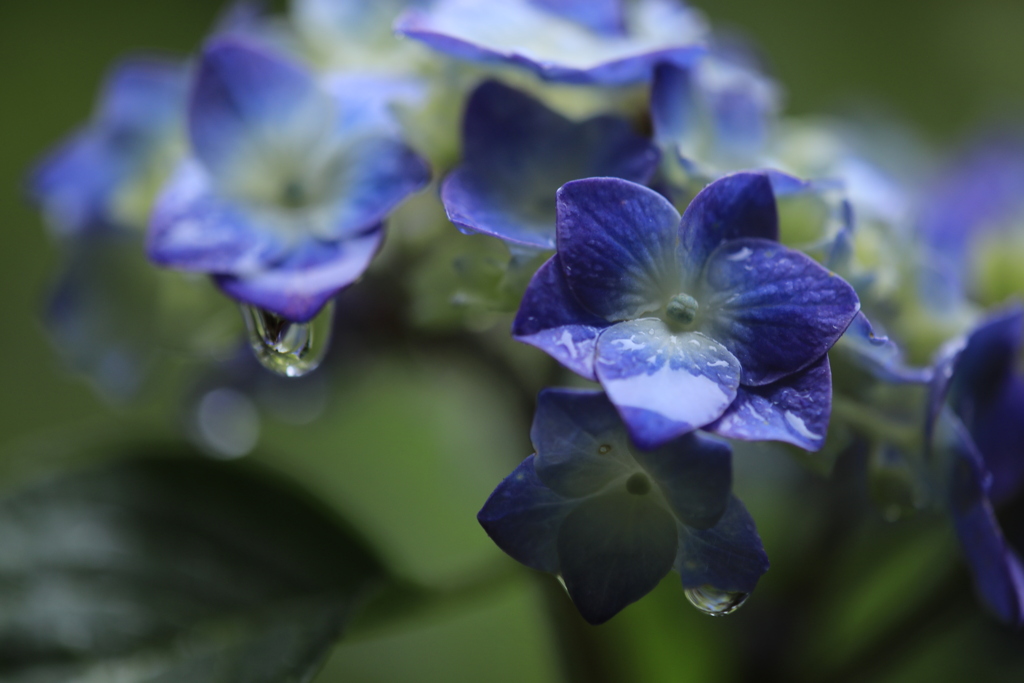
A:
[
  {"left": 665, "top": 292, "right": 699, "bottom": 326},
  {"left": 626, "top": 472, "right": 651, "bottom": 495},
  {"left": 280, "top": 179, "right": 311, "bottom": 209}
]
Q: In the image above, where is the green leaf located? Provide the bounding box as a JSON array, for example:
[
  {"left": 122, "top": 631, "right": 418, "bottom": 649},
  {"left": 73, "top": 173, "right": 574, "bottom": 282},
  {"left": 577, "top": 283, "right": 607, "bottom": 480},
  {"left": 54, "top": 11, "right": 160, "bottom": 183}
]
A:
[{"left": 0, "top": 446, "right": 387, "bottom": 682}]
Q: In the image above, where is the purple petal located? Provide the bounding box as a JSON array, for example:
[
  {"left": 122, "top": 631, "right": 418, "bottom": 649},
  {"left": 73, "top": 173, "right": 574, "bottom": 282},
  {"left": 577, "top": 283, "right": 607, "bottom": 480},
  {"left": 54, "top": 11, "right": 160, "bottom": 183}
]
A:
[
  {"left": 708, "top": 354, "right": 831, "bottom": 451},
  {"left": 28, "top": 57, "right": 185, "bottom": 236},
  {"left": 631, "top": 432, "right": 731, "bottom": 529},
  {"left": 97, "top": 57, "right": 186, "bottom": 132},
  {"left": 316, "top": 135, "right": 430, "bottom": 241},
  {"left": 926, "top": 305, "right": 1024, "bottom": 467},
  {"left": 943, "top": 305, "right": 1024, "bottom": 502},
  {"left": 512, "top": 256, "right": 611, "bottom": 381},
  {"left": 836, "top": 312, "right": 933, "bottom": 384},
  {"left": 557, "top": 491, "right": 677, "bottom": 624},
  {"left": 699, "top": 238, "right": 860, "bottom": 386},
  {"left": 557, "top": 178, "right": 680, "bottom": 321},
  {"left": 678, "top": 172, "right": 778, "bottom": 276},
  {"left": 478, "top": 455, "right": 575, "bottom": 574},
  {"left": 676, "top": 496, "right": 769, "bottom": 593},
  {"left": 530, "top": 0, "right": 624, "bottom": 35},
  {"left": 650, "top": 62, "right": 695, "bottom": 146},
  {"left": 595, "top": 319, "right": 740, "bottom": 449},
  {"left": 531, "top": 389, "right": 633, "bottom": 498},
  {"left": 941, "top": 414, "right": 1024, "bottom": 626},
  {"left": 216, "top": 227, "right": 385, "bottom": 322},
  {"left": 188, "top": 38, "right": 333, "bottom": 182},
  {"left": 394, "top": 0, "right": 707, "bottom": 86},
  {"left": 442, "top": 81, "right": 658, "bottom": 249},
  {"left": 147, "top": 161, "right": 290, "bottom": 275}
]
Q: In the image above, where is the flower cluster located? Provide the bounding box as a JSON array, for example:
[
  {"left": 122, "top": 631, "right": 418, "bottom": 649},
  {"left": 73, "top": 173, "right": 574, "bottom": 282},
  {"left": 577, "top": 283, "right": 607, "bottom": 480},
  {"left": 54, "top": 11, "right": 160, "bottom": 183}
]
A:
[{"left": 26, "top": 0, "right": 1024, "bottom": 633}]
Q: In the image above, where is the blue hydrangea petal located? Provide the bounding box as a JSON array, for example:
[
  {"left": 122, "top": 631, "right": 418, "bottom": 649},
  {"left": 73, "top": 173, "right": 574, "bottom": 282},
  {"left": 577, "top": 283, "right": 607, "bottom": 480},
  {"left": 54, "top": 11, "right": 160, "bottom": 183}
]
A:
[
  {"left": 215, "top": 227, "right": 384, "bottom": 322},
  {"left": 836, "top": 312, "right": 933, "bottom": 384},
  {"left": 97, "top": 57, "right": 186, "bottom": 132},
  {"left": 530, "top": 0, "right": 624, "bottom": 35},
  {"left": 531, "top": 388, "right": 634, "bottom": 498},
  {"left": 940, "top": 413, "right": 1024, "bottom": 626},
  {"left": 313, "top": 135, "right": 430, "bottom": 241},
  {"left": 678, "top": 172, "right": 778, "bottom": 277},
  {"left": 30, "top": 132, "right": 132, "bottom": 236},
  {"left": 147, "top": 161, "right": 290, "bottom": 274},
  {"left": 323, "top": 74, "right": 429, "bottom": 138},
  {"left": 442, "top": 81, "right": 658, "bottom": 249},
  {"left": 189, "top": 38, "right": 335, "bottom": 185},
  {"left": 512, "top": 256, "right": 611, "bottom": 381},
  {"left": 557, "top": 491, "right": 678, "bottom": 624},
  {"left": 970, "top": 376, "right": 1024, "bottom": 504},
  {"left": 699, "top": 238, "right": 860, "bottom": 386},
  {"left": 926, "top": 306, "right": 1023, "bottom": 464},
  {"left": 708, "top": 354, "right": 831, "bottom": 451},
  {"left": 651, "top": 61, "right": 695, "bottom": 146},
  {"left": 29, "top": 57, "right": 185, "bottom": 236},
  {"left": 941, "top": 305, "right": 1024, "bottom": 502},
  {"left": 595, "top": 319, "right": 740, "bottom": 449},
  {"left": 631, "top": 432, "right": 731, "bottom": 529},
  {"left": 478, "top": 455, "right": 575, "bottom": 574},
  {"left": 395, "top": 0, "right": 707, "bottom": 86},
  {"left": 675, "top": 495, "right": 769, "bottom": 593},
  {"left": 557, "top": 178, "right": 681, "bottom": 321}
]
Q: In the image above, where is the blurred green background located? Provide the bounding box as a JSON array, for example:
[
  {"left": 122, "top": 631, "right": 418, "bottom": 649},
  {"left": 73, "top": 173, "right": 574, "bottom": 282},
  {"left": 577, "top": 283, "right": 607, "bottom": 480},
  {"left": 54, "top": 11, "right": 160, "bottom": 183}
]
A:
[{"left": 2, "top": 1, "right": 1024, "bottom": 682}]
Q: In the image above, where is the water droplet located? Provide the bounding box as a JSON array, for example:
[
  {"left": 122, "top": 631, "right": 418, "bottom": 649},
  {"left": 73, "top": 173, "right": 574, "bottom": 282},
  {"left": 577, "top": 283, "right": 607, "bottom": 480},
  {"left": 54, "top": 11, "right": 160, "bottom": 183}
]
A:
[
  {"left": 684, "top": 585, "right": 749, "bottom": 616},
  {"left": 598, "top": 444, "right": 612, "bottom": 454},
  {"left": 241, "top": 301, "right": 334, "bottom": 378},
  {"left": 195, "top": 387, "right": 260, "bottom": 459}
]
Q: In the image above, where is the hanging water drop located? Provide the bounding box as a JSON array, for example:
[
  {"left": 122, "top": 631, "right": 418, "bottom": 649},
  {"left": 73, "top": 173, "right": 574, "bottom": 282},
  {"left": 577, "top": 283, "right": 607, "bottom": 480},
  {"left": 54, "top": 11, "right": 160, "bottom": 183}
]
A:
[
  {"left": 241, "top": 301, "right": 335, "bottom": 378},
  {"left": 684, "top": 585, "right": 749, "bottom": 616}
]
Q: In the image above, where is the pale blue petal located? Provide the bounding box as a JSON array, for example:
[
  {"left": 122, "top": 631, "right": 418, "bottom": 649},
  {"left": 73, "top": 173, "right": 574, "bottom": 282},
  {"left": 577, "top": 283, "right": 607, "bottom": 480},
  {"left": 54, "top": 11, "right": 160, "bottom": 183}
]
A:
[
  {"left": 395, "top": 0, "right": 707, "bottom": 86},
  {"left": 595, "top": 319, "right": 740, "bottom": 449},
  {"left": 512, "top": 256, "right": 610, "bottom": 381}
]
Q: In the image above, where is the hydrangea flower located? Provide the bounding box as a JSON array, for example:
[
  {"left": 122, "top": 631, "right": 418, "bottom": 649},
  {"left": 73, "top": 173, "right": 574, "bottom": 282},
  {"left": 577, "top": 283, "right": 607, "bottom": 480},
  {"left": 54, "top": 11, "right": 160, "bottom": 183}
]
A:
[
  {"left": 513, "top": 173, "right": 860, "bottom": 449},
  {"left": 29, "top": 57, "right": 186, "bottom": 237},
  {"left": 927, "top": 306, "right": 1024, "bottom": 625},
  {"left": 917, "top": 134, "right": 1024, "bottom": 306},
  {"left": 147, "top": 38, "right": 430, "bottom": 322},
  {"left": 395, "top": 0, "right": 707, "bottom": 85},
  {"left": 441, "top": 80, "right": 659, "bottom": 250},
  {"left": 478, "top": 388, "right": 768, "bottom": 624},
  {"left": 651, "top": 55, "right": 779, "bottom": 179},
  {"left": 293, "top": 0, "right": 430, "bottom": 73}
]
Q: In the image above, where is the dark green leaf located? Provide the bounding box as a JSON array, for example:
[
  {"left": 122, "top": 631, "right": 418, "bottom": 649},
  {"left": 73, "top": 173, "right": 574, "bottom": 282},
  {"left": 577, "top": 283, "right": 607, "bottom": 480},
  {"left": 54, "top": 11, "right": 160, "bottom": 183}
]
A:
[{"left": 0, "top": 445, "right": 386, "bottom": 682}]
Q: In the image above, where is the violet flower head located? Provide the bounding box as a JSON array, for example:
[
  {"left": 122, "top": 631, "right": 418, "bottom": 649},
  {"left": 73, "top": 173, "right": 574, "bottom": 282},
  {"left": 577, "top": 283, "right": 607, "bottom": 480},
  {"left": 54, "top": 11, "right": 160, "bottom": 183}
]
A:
[
  {"left": 513, "top": 173, "right": 860, "bottom": 449},
  {"left": 928, "top": 306, "right": 1024, "bottom": 625},
  {"left": 147, "top": 38, "right": 430, "bottom": 322},
  {"left": 29, "top": 57, "right": 186, "bottom": 237},
  {"left": 395, "top": 0, "right": 707, "bottom": 85},
  {"left": 441, "top": 80, "right": 659, "bottom": 250},
  {"left": 479, "top": 388, "right": 768, "bottom": 624}
]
